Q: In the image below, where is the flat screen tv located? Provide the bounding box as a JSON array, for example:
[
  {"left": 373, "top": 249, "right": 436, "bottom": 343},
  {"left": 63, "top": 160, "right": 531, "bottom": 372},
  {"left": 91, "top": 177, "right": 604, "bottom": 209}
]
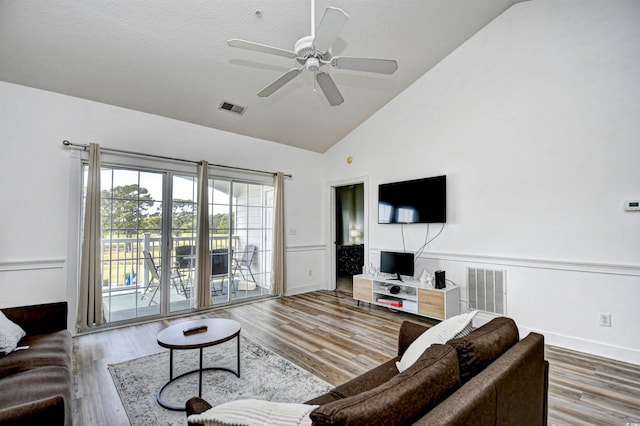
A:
[
  {"left": 378, "top": 175, "right": 446, "bottom": 224},
  {"left": 380, "top": 251, "right": 414, "bottom": 280}
]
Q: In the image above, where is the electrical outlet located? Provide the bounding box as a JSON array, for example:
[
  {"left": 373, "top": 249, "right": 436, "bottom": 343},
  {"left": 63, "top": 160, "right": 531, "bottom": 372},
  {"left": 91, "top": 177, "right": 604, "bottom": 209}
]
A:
[
  {"left": 598, "top": 312, "right": 611, "bottom": 327},
  {"left": 308, "top": 270, "right": 312, "bottom": 277}
]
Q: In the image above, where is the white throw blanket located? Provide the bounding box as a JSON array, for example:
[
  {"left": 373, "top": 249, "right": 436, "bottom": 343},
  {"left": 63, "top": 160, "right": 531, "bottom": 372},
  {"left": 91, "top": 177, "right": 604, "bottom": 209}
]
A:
[{"left": 187, "top": 399, "right": 319, "bottom": 426}]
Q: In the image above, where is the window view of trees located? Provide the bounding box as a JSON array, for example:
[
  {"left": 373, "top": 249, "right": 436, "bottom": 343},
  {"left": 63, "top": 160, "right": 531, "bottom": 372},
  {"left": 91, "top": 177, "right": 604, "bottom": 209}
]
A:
[
  {"left": 101, "top": 184, "right": 154, "bottom": 238},
  {"left": 100, "top": 184, "right": 232, "bottom": 238}
]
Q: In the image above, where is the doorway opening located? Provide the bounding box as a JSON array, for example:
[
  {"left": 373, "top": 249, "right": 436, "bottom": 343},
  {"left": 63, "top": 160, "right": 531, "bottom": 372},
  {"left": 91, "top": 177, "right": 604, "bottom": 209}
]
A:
[{"left": 334, "top": 183, "right": 365, "bottom": 295}]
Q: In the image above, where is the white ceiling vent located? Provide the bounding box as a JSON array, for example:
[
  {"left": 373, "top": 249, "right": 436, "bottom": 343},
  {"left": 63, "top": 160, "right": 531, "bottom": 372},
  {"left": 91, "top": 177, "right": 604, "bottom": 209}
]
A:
[{"left": 219, "top": 101, "right": 246, "bottom": 115}]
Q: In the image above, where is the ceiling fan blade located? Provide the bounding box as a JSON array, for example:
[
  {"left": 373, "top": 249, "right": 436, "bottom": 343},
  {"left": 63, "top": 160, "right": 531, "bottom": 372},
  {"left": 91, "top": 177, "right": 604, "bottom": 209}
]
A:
[
  {"left": 257, "top": 68, "right": 302, "bottom": 97},
  {"left": 331, "top": 57, "right": 398, "bottom": 74},
  {"left": 316, "top": 72, "right": 344, "bottom": 106},
  {"left": 312, "top": 7, "right": 349, "bottom": 53},
  {"left": 228, "top": 38, "right": 297, "bottom": 59}
]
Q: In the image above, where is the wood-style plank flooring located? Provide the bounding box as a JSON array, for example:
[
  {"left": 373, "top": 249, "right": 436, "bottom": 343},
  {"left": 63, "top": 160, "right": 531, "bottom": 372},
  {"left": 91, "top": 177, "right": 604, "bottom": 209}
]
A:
[{"left": 72, "top": 291, "right": 640, "bottom": 425}]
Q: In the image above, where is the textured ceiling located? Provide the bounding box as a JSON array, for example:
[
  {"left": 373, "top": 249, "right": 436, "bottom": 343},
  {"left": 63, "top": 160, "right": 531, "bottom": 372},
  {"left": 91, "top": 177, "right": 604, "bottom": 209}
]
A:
[{"left": 0, "top": 0, "right": 517, "bottom": 152}]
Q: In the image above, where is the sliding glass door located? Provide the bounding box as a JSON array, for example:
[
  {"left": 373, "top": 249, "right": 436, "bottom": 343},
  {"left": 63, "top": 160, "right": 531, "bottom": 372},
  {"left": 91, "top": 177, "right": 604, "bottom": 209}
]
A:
[{"left": 84, "top": 163, "right": 274, "bottom": 324}]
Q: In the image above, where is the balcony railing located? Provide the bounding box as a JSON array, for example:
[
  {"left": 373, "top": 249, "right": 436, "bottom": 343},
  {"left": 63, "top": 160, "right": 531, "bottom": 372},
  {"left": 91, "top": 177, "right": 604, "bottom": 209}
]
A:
[{"left": 101, "top": 233, "right": 239, "bottom": 291}]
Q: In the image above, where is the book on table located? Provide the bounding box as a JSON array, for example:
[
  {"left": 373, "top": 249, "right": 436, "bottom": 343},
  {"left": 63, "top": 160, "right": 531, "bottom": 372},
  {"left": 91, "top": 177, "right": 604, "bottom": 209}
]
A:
[{"left": 376, "top": 298, "right": 402, "bottom": 307}]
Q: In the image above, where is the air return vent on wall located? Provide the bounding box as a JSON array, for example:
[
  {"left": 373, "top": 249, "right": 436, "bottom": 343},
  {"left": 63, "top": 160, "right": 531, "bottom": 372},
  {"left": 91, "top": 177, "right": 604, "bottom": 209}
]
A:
[
  {"left": 467, "top": 267, "right": 506, "bottom": 315},
  {"left": 218, "top": 101, "right": 246, "bottom": 115}
]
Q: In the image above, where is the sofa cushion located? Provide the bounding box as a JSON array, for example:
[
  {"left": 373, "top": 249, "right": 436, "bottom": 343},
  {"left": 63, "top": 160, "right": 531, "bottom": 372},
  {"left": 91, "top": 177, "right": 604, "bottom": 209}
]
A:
[
  {"left": 306, "top": 356, "right": 401, "bottom": 406},
  {"left": 446, "top": 317, "right": 519, "bottom": 384},
  {"left": 1, "top": 302, "right": 67, "bottom": 336},
  {"left": 310, "top": 344, "right": 460, "bottom": 426},
  {"left": 333, "top": 356, "right": 400, "bottom": 399},
  {"left": 0, "top": 330, "right": 71, "bottom": 379},
  {"left": 0, "top": 310, "right": 26, "bottom": 355},
  {"left": 0, "top": 365, "right": 71, "bottom": 424},
  {"left": 397, "top": 321, "right": 429, "bottom": 357},
  {"left": 396, "top": 311, "right": 478, "bottom": 372}
]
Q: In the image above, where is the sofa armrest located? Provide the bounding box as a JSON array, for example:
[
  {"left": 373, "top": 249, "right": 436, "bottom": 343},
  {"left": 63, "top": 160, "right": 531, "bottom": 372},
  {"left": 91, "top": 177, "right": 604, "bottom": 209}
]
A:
[
  {"left": 2, "top": 302, "right": 68, "bottom": 336},
  {"left": 398, "top": 321, "right": 428, "bottom": 357},
  {"left": 0, "top": 396, "right": 65, "bottom": 426},
  {"left": 186, "top": 397, "right": 213, "bottom": 426},
  {"left": 414, "top": 332, "right": 548, "bottom": 426},
  {"left": 543, "top": 359, "right": 549, "bottom": 426}
]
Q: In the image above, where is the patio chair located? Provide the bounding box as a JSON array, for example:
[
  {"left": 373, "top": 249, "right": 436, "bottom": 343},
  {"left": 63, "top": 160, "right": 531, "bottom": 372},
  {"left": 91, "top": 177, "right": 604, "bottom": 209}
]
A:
[
  {"left": 210, "top": 249, "right": 234, "bottom": 296},
  {"left": 175, "top": 245, "right": 195, "bottom": 269},
  {"left": 231, "top": 245, "right": 257, "bottom": 284},
  {"left": 175, "top": 245, "right": 195, "bottom": 284},
  {"left": 140, "top": 250, "right": 185, "bottom": 305}
]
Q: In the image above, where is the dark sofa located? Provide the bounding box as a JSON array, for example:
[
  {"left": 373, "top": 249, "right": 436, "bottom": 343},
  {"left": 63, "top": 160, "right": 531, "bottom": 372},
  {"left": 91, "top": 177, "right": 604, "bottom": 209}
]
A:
[
  {"left": 0, "top": 302, "right": 72, "bottom": 426},
  {"left": 187, "top": 316, "right": 548, "bottom": 425}
]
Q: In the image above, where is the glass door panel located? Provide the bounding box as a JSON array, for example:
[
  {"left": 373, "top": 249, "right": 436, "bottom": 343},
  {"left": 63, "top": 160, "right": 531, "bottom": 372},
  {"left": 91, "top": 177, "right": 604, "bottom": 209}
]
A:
[
  {"left": 210, "top": 179, "right": 232, "bottom": 305},
  {"left": 169, "top": 174, "right": 197, "bottom": 312},
  {"left": 97, "top": 167, "right": 164, "bottom": 323},
  {"left": 232, "top": 182, "right": 273, "bottom": 299}
]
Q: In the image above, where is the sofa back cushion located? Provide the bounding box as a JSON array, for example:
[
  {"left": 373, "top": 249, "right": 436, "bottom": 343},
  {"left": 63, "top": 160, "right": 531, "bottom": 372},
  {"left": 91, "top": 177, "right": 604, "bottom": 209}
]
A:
[
  {"left": 310, "top": 344, "right": 460, "bottom": 426},
  {"left": 0, "top": 331, "right": 72, "bottom": 380},
  {"left": 446, "top": 317, "right": 519, "bottom": 384},
  {"left": 1, "top": 302, "right": 68, "bottom": 336}
]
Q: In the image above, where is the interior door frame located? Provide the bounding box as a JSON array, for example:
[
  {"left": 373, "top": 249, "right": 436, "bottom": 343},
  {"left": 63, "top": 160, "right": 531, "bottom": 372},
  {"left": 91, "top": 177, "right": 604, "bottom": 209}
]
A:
[{"left": 328, "top": 176, "right": 369, "bottom": 291}]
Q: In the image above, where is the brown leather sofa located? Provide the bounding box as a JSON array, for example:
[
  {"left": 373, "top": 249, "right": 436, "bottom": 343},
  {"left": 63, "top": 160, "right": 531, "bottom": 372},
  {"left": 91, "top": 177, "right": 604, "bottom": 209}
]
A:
[
  {"left": 187, "top": 317, "right": 549, "bottom": 425},
  {"left": 0, "top": 302, "right": 72, "bottom": 426}
]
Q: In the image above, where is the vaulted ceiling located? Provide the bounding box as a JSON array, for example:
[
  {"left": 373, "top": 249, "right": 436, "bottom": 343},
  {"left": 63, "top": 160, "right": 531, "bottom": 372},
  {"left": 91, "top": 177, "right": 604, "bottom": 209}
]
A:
[{"left": 0, "top": 0, "right": 519, "bottom": 152}]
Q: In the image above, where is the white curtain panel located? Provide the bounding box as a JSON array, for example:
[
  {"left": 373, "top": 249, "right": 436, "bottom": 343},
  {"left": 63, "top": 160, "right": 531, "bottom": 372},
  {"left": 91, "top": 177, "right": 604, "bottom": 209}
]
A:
[
  {"left": 194, "top": 161, "right": 211, "bottom": 308},
  {"left": 77, "top": 143, "right": 105, "bottom": 329},
  {"left": 270, "top": 172, "right": 285, "bottom": 296}
]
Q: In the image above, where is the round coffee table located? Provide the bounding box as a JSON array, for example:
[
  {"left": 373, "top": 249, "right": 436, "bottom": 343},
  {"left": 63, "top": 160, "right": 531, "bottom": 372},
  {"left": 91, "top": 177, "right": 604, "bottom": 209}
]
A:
[{"left": 156, "top": 318, "right": 241, "bottom": 411}]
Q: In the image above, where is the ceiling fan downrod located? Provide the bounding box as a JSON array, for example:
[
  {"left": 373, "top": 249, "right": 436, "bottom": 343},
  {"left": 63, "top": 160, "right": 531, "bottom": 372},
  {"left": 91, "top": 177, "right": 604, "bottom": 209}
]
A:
[{"left": 310, "top": 0, "right": 316, "bottom": 38}]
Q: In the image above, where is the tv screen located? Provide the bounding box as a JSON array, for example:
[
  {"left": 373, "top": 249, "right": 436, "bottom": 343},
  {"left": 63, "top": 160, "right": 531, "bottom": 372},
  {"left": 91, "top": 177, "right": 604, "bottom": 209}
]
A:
[
  {"left": 378, "top": 175, "right": 446, "bottom": 224},
  {"left": 380, "top": 251, "right": 414, "bottom": 278}
]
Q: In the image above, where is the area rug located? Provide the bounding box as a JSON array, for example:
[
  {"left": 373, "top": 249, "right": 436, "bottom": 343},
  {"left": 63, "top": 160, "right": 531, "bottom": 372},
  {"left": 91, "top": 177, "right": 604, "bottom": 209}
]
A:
[{"left": 108, "top": 336, "right": 332, "bottom": 426}]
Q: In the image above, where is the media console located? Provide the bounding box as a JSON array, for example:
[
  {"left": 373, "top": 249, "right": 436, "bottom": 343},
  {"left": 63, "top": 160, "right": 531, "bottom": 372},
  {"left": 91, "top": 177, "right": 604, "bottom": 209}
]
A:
[{"left": 353, "top": 274, "right": 460, "bottom": 320}]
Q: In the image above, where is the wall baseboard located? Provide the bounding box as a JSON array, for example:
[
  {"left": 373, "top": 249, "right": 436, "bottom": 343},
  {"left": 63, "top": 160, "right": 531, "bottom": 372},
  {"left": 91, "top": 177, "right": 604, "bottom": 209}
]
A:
[
  {"left": 0, "top": 258, "right": 65, "bottom": 272},
  {"left": 285, "top": 283, "right": 325, "bottom": 296},
  {"left": 520, "top": 325, "right": 640, "bottom": 366}
]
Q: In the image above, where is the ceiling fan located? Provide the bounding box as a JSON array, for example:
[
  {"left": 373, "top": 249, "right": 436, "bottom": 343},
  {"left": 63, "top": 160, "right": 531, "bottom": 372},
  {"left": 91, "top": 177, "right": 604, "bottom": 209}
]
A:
[{"left": 227, "top": 1, "right": 398, "bottom": 106}]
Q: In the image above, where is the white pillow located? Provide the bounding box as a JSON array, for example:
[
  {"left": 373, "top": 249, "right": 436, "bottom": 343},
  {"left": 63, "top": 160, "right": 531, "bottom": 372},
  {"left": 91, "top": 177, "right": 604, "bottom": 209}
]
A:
[
  {"left": 396, "top": 311, "right": 478, "bottom": 372},
  {"left": 187, "top": 399, "right": 319, "bottom": 426},
  {"left": 0, "top": 310, "right": 26, "bottom": 355}
]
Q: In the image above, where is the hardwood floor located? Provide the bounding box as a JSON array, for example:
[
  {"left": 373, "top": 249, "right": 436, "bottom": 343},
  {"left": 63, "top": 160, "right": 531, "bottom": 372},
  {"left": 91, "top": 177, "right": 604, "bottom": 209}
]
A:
[{"left": 72, "top": 291, "right": 640, "bottom": 425}]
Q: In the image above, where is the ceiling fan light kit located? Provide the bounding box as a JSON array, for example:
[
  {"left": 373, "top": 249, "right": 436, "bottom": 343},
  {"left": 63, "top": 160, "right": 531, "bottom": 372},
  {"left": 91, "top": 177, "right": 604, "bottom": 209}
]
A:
[{"left": 227, "top": 1, "right": 398, "bottom": 106}]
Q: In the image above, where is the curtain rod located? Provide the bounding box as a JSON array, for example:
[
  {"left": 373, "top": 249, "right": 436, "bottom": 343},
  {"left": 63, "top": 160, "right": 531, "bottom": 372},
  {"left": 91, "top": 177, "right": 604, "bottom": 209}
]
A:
[{"left": 62, "top": 140, "right": 292, "bottom": 178}]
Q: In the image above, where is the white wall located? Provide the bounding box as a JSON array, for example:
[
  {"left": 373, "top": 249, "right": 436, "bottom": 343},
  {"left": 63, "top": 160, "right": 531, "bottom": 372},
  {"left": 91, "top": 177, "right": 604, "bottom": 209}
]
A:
[
  {"left": 324, "top": 0, "right": 640, "bottom": 363},
  {"left": 0, "top": 82, "right": 327, "bottom": 318}
]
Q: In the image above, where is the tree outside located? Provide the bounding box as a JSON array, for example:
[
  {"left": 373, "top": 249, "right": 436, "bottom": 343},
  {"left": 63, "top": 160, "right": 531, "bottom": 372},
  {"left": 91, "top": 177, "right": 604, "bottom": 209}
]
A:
[
  {"left": 101, "top": 184, "right": 232, "bottom": 237},
  {"left": 101, "top": 184, "right": 154, "bottom": 238}
]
